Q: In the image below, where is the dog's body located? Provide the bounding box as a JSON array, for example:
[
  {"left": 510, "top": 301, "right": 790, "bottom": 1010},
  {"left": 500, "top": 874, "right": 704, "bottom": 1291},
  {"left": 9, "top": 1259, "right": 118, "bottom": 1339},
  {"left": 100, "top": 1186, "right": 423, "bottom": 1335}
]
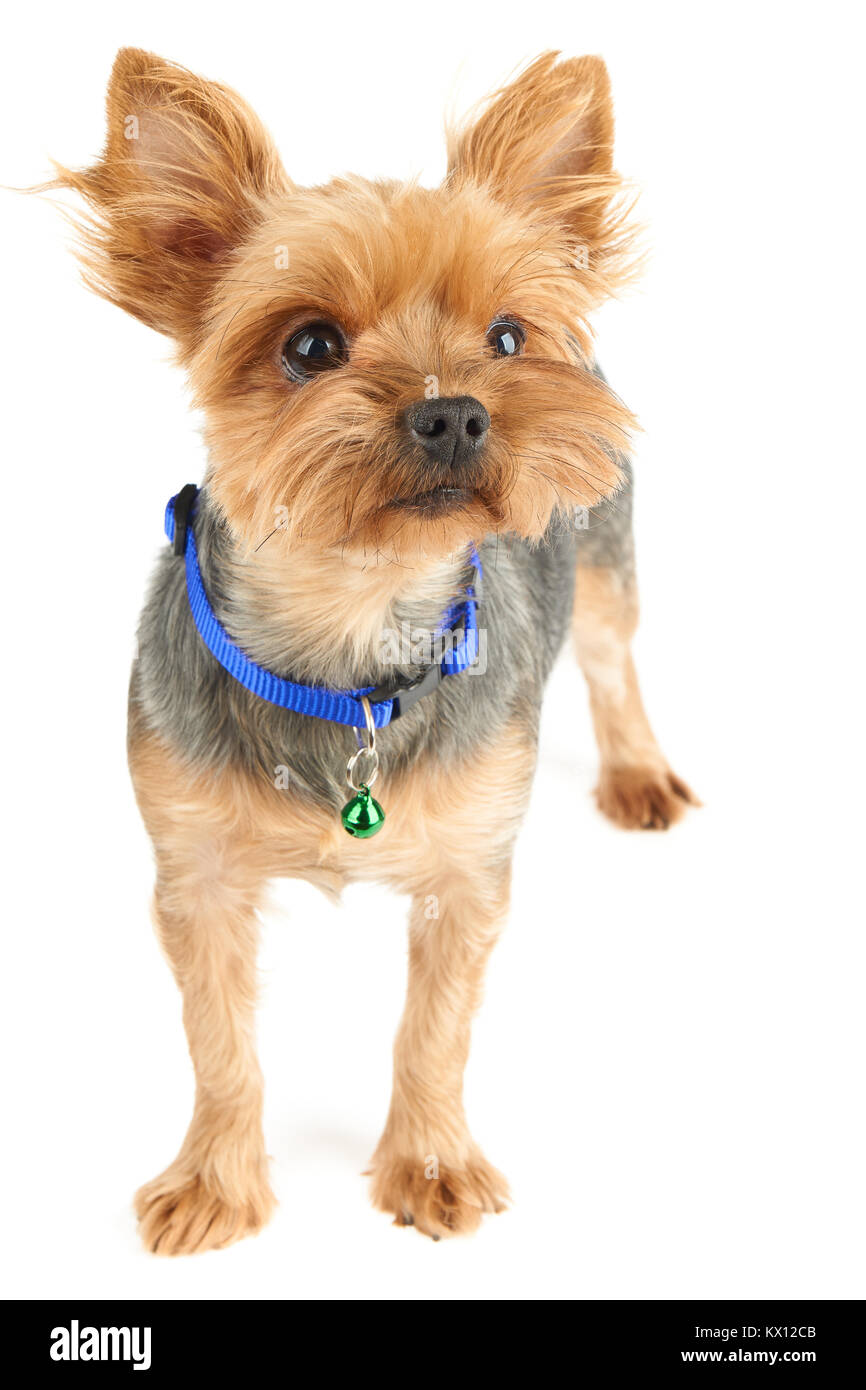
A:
[
  {"left": 57, "top": 49, "right": 695, "bottom": 1251},
  {"left": 133, "top": 489, "right": 579, "bottom": 807}
]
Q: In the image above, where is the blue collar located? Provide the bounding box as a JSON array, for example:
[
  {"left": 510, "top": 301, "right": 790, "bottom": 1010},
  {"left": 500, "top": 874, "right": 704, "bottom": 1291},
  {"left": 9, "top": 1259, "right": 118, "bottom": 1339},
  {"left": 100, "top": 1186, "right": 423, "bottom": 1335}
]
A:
[{"left": 164, "top": 485, "right": 482, "bottom": 729}]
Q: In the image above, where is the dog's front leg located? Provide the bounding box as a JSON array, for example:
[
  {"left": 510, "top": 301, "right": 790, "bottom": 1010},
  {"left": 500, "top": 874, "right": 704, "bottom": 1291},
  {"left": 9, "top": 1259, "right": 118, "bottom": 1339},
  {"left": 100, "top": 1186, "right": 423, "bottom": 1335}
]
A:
[
  {"left": 134, "top": 841, "right": 275, "bottom": 1255},
  {"left": 369, "top": 873, "right": 511, "bottom": 1239}
]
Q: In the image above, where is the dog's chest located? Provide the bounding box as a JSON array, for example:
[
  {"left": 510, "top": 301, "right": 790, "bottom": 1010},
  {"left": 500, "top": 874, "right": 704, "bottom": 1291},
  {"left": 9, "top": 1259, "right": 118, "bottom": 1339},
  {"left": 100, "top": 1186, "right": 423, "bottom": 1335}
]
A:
[{"left": 236, "top": 713, "right": 539, "bottom": 899}]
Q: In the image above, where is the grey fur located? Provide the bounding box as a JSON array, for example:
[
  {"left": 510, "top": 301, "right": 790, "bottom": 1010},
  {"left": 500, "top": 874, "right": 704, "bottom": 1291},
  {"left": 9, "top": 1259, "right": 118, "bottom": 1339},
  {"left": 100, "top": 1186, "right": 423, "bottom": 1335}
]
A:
[
  {"left": 130, "top": 459, "right": 634, "bottom": 815},
  {"left": 579, "top": 455, "right": 635, "bottom": 581},
  {"left": 573, "top": 361, "right": 636, "bottom": 581}
]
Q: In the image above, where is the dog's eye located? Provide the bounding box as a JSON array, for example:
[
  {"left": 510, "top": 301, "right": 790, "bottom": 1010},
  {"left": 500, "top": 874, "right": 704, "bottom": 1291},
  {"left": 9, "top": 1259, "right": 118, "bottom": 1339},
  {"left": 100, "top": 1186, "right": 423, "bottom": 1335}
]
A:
[
  {"left": 281, "top": 323, "right": 347, "bottom": 381},
  {"left": 487, "top": 320, "right": 525, "bottom": 357}
]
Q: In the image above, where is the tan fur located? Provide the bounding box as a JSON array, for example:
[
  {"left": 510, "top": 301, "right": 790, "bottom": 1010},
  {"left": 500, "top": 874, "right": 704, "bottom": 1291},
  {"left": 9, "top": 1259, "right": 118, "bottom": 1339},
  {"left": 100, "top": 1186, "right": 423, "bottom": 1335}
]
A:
[
  {"left": 229, "top": 539, "right": 465, "bottom": 680},
  {"left": 51, "top": 48, "right": 289, "bottom": 337},
  {"left": 448, "top": 53, "right": 636, "bottom": 261},
  {"left": 573, "top": 565, "right": 698, "bottom": 829},
  {"left": 129, "top": 713, "right": 535, "bottom": 1249},
  {"left": 51, "top": 49, "right": 637, "bottom": 566}
]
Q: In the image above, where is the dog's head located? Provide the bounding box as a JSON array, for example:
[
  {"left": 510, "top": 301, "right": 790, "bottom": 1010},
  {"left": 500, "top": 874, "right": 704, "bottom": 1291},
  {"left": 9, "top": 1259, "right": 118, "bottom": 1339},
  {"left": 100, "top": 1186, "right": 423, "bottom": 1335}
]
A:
[{"left": 58, "top": 49, "right": 637, "bottom": 562}]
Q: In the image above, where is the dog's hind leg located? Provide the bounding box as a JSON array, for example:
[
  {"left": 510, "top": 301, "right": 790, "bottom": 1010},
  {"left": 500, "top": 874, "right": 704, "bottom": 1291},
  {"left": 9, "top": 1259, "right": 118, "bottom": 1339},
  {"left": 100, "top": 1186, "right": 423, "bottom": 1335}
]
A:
[
  {"left": 573, "top": 461, "right": 698, "bottom": 829},
  {"left": 129, "top": 731, "right": 275, "bottom": 1255}
]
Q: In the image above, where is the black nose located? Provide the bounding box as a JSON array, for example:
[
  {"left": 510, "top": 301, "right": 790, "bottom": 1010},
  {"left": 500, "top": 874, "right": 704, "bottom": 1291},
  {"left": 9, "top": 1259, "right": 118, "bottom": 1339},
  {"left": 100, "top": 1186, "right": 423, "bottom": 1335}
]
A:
[{"left": 405, "top": 395, "right": 490, "bottom": 467}]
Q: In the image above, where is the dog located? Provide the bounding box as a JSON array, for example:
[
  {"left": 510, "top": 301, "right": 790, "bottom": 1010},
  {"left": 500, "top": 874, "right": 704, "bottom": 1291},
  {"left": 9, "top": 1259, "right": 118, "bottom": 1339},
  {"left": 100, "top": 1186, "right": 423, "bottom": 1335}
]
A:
[{"left": 54, "top": 48, "right": 696, "bottom": 1252}]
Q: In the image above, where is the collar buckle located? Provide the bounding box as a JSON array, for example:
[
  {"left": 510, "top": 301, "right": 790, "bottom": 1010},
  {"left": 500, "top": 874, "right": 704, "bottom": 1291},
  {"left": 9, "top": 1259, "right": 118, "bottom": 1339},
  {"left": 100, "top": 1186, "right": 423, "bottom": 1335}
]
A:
[
  {"left": 170, "top": 483, "right": 199, "bottom": 557},
  {"left": 366, "top": 663, "right": 442, "bottom": 719}
]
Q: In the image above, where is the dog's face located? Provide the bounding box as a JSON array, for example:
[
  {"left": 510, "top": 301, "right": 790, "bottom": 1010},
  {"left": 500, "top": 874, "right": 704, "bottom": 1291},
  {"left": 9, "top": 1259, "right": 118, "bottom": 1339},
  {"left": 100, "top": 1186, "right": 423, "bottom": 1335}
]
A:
[{"left": 61, "top": 50, "right": 636, "bottom": 561}]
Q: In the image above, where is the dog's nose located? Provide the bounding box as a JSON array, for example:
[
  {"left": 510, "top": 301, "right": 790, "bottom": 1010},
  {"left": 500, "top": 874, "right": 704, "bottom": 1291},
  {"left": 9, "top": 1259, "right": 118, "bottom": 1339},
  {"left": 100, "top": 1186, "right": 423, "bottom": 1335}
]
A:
[{"left": 405, "top": 395, "right": 490, "bottom": 467}]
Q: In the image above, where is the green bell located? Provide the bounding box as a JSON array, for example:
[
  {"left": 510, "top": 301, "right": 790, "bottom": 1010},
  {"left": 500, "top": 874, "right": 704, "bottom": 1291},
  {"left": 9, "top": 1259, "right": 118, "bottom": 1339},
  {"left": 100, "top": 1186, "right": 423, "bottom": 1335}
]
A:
[{"left": 341, "top": 784, "right": 385, "bottom": 838}]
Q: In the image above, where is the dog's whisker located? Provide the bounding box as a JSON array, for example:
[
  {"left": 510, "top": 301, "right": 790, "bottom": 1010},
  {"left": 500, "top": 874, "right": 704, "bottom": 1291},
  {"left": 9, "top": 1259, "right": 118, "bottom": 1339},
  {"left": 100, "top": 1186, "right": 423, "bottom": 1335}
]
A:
[{"left": 253, "top": 527, "right": 279, "bottom": 552}]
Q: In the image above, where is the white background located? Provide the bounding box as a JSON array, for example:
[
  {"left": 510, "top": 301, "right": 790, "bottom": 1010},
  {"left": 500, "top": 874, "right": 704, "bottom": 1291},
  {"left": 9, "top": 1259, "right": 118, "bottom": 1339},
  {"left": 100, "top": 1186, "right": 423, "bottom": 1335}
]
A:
[{"left": 1, "top": 0, "right": 863, "bottom": 1300}]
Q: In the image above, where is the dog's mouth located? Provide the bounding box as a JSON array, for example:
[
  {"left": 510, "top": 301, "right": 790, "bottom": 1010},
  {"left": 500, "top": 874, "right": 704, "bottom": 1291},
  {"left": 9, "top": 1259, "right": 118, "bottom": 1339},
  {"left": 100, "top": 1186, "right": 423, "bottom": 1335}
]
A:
[{"left": 389, "top": 485, "right": 475, "bottom": 516}]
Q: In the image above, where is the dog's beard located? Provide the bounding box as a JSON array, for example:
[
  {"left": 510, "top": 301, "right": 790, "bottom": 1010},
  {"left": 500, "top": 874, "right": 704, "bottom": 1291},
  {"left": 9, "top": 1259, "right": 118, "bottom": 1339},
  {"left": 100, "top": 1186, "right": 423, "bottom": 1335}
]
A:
[{"left": 202, "top": 359, "right": 632, "bottom": 562}]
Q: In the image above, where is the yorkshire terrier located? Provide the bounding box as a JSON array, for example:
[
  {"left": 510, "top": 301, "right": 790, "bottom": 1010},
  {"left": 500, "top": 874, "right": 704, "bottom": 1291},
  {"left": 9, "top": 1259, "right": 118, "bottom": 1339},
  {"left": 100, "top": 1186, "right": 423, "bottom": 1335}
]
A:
[{"left": 54, "top": 48, "right": 696, "bottom": 1252}]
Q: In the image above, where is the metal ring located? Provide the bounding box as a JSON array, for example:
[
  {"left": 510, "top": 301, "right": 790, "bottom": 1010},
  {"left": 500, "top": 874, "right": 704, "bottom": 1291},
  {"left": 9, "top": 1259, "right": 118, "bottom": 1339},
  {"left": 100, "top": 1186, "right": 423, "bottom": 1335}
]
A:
[
  {"left": 353, "top": 695, "right": 377, "bottom": 753},
  {"left": 347, "top": 696, "right": 379, "bottom": 790},
  {"left": 346, "top": 746, "right": 379, "bottom": 790}
]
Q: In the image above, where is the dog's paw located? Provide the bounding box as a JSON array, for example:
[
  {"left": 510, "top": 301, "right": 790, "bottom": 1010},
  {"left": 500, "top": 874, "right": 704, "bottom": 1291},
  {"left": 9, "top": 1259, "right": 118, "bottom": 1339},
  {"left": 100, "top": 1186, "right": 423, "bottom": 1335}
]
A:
[
  {"left": 596, "top": 764, "right": 700, "bottom": 830},
  {"left": 135, "top": 1169, "right": 275, "bottom": 1256},
  {"left": 369, "top": 1152, "right": 509, "bottom": 1240}
]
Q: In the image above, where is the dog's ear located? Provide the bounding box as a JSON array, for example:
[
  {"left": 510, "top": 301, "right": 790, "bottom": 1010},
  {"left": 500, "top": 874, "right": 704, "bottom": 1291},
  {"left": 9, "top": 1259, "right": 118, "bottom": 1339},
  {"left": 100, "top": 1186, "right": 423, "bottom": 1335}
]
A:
[
  {"left": 448, "top": 53, "right": 618, "bottom": 254},
  {"left": 55, "top": 48, "right": 288, "bottom": 338}
]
